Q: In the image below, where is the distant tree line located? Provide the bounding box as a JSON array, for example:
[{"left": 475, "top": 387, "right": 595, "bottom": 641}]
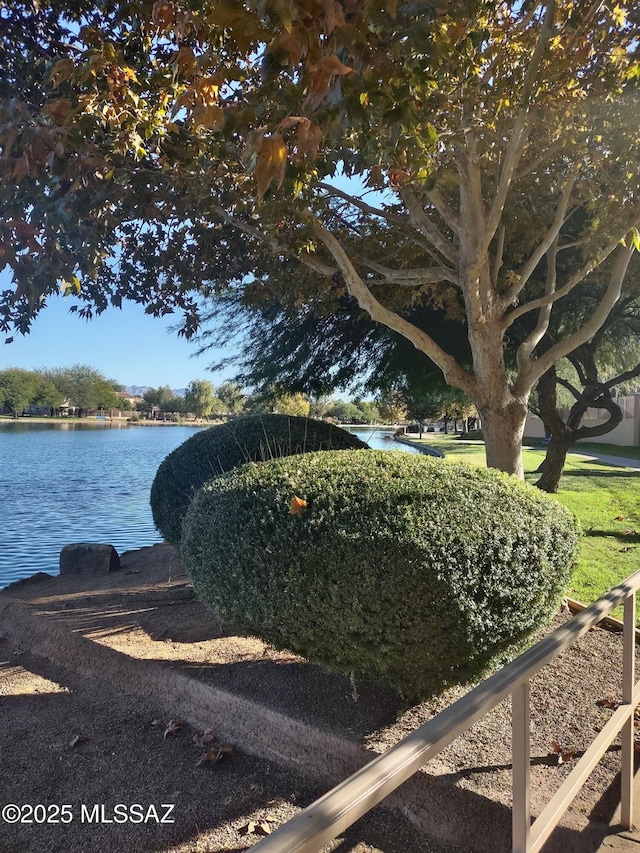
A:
[
  {"left": 1, "top": 364, "right": 477, "bottom": 427},
  {"left": 0, "top": 365, "right": 122, "bottom": 417}
]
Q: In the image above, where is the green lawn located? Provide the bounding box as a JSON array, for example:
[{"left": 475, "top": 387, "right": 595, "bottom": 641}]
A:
[{"left": 404, "top": 435, "right": 640, "bottom": 615}]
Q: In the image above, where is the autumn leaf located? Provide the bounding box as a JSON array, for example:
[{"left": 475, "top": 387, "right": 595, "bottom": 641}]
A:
[
  {"left": 49, "top": 58, "right": 75, "bottom": 87},
  {"left": 295, "top": 120, "right": 322, "bottom": 165},
  {"left": 596, "top": 698, "right": 619, "bottom": 709},
  {"left": 549, "top": 741, "right": 576, "bottom": 765},
  {"left": 44, "top": 99, "right": 72, "bottom": 126},
  {"left": 276, "top": 117, "right": 323, "bottom": 165},
  {"left": 268, "top": 31, "right": 306, "bottom": 66},
  {"left": 321, "top": 0, "right": 346, "bottom": 34},
  {"left": 163, "top": 719, "right": 186, "bottom": 739},
  {"left": 387, "top": 167, "right": 411, "bottom": 187},
  {"left": 193, "top": 729, "right": 215, "bottom": 747},
  {"left": 253, "top": 133, "right": 288, "bottom": 200},
  {"left": 193, "top": 76, "right": 220, "bottom": 106},
  {"left": 289, "top": 496, "right": 307, "bottom": 515},
  {"left": 196, "top": 744, "right": 234, "bottom": 766},
  {"left": 271, "top": 0, "right": 297, "bottom": 32},
  {"left": 304, "top": 55, "right": 353, "bottom": 110},
  {"left": 69, "top": 734, "right": 90, "bottom": 748},
  {"left": 191, "top": 104, "right": 225, "bottom": 131},
  {"left": 151, "top": 0, "right": 175, "bottom": 32},
  {"left": 174, "top": 45, "right": 196, "bottom": 77},
  {"left": 239, "top": 818, "right": 275, "bottom": 836},
  {"left": 7, "top": 220, "right": 42, "bottom": 252}
]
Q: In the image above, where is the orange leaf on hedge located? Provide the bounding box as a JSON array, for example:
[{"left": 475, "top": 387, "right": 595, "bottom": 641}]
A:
[{"left": 289, "top": 496, "right": 307, "bottom": 515}]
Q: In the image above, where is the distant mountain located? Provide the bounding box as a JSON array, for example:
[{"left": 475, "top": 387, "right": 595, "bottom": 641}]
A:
[{"left": 123, "top": 385, "right": 187, "bottom": 398}]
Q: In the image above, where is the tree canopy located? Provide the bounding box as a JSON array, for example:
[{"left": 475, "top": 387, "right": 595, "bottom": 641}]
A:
[
  {"left": 0, "top": 367, "right": 62, "bottom": 415},
  {"left": 2, "top": 0, "right": 639, "bottom": 474}
]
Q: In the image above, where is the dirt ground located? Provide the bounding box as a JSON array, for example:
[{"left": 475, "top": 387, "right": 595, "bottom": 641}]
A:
[
  {"left": 0, "top": 544, "right": 635, "bottom": 853},
  {"left": 0, "top": 546, "right": 460, "bottom": 853},
  {"left": 0, "top": 641, "right": 453, "bottom": 853}
]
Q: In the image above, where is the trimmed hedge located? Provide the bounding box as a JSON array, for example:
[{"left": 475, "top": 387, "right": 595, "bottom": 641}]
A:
[
  {"left": 150, "top": 415, "right": 367, "bottom": 546},
  {"left": 180, "top": 450, "right": 579, "bottom": 699}
]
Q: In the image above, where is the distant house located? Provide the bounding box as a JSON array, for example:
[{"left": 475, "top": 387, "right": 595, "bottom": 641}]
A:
[
  {"left": 57, "top": 399, "right": 80, "bottom": 417},
  {"left": 116, "top": 392, "right": 144, "bottom": 407}
]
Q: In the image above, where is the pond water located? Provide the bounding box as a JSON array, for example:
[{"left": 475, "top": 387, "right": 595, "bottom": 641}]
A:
[
  {"left": 348, "top": 427, "right": 423, "bottom": 453},
  {"left": 0, "top": 422, "right": 419, "bottom": 590},
  {"left": 0, "top": 422, "right": 202, "bottom": 589}
]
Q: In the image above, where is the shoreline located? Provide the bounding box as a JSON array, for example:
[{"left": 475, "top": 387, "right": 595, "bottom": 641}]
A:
[{"left": 0, "top": 415, "right": 211, "bottom": 427}]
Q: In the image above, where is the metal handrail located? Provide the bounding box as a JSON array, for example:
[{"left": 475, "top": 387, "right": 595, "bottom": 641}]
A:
[{"left": 253, "top": 568, "right": 640, "bottom": 853}]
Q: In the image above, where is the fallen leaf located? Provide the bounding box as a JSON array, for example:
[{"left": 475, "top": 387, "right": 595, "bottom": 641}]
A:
[
  {"left": 164, "top": 719, "right": 186, "bottom": 739},
  {"left": 550, "top": 741, "right": 576, "bottom": 765},
  {"left": 239, "top": 819, "right": 275, "bottom": 836},
  {"left": 193, "top": 730, "right": 215, "bottom": 747},
  {"left": 289, "top": 496, "right": 307, "bottom": 515},
  {"left": 196, "top": 744, "right": 234, "bottom": 767},
  {"left": 596, "top": 698, "right": 619, "bottom": 709},
  {"left": 69, "top": 734, "right": 90, "bottom": 748},
  {"left": 615, "top": 516, "right": 625, "bottom": 521}
]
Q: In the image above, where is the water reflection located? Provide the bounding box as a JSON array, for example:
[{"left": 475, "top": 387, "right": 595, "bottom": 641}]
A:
[
  {"left": 0, "top": 423, "right": 201, "bottom": 589},
  {"left": 348, "top": 427, "right": 422, "bottom": 453}
]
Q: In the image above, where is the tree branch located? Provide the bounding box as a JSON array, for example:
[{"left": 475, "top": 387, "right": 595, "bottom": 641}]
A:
[
  {"left": 555, "top": 376, "right": 583, "bottom": 400},
  {"left": 516, "top": 237, "right": 558, "bottom": 373},
  {"left": 501, "top": 168, "right": 579, "bottom": 308},
  {"left": 399, "top": 187, "right": 459, "bottom": 265},
  {"left": 425, "top": 186, "right": 462, "bottom": 237},
  {"left": 513, "top": 242, "right": 636, "bottom": 395},
  {"left": 360, "top": 258, "right": 459, "bottom": 286},
  {"left": 480, "top": 1, "right": 557, "bottom": 256},
  {"left": 211, "top": 205, "right": 338, "bottom": 276},
  {"left": 505, "top": 214, "right": 640, "bottom": 327},
  {"left": 317, "top": 182, "right": 408, "bottom": 229},
  {"left": 308, "top": 214, "right": 475, "bottom": 395},
  {"left": 600, "top": 361, "right": 640, "bottom": 393},
  {"left": 491, "top": 224, "right": 505, "bottom": 289}
]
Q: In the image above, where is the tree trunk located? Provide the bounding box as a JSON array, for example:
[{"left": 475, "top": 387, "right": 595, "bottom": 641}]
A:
[
  {"left": 533, "top": 346, "right": 625, "bottom": 492},
  {"left": 478, "top": 398, "right": 528, "bottom": 478},
  {"left": 534, "top": 435, "right": 571, "bottom": 493}
]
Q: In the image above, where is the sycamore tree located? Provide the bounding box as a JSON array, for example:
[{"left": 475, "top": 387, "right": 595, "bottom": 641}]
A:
[{"left": 1, "top": 0, "right": 640, "bottom": 476}]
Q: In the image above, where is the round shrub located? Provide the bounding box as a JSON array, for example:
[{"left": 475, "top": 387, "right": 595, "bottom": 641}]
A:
[
  {"left": 150, "top": 415, "right": 367, "bottom": 546},
  {"left": 180, "top": 450, "right": 579, "bottom": 699}
]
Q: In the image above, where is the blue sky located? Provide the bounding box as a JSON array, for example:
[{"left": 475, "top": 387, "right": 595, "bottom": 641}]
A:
[
  {"left": 1, "top": 175, "right": 378, "bottom": 391},
  {"left": 0, "top": 270, "right": 236, "bottom": 389}
]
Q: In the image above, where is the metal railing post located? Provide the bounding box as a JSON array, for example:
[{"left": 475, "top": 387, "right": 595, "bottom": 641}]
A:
[
  {"left": 252, "top": 569, "right": 640, "bottom": 853},
  {"left": 512, "top": 681, "right": 531, "bottom": 853},
  {"left": 621, "top": 592, "right": 636, "bottom": 829}
]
